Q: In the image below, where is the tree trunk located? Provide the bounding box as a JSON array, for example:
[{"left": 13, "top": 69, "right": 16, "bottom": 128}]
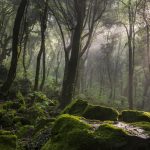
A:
[
  {"left": 60, "top": 0, "right": 85, "bottom": 108},
  {"left": 0, "top": 0, "right": 28, "bottom": 93},
  {"left": 34, "top": 1, "right": 48, "bottom": 91}
]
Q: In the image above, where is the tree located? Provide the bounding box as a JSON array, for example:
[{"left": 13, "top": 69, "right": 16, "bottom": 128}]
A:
[
  {"left": 50, "top": 0, "right": 107, "bottom": 108},
  {"left": 34, "top": 0, "right": 48, "bottom": 91},
  {"left": 119, "top": 0, "right": 142, "bottom": 109},
  {"left": 0, "top": 0, "right": 28, "bottom": 94}
]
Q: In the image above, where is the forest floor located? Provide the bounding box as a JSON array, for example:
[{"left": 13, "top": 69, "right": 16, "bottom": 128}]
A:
[{"left": 0, "top": 93, "right": 150, "bottom": 150}]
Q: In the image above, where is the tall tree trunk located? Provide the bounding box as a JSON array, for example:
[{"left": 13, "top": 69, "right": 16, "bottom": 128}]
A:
[
  {"left": 34, "top": 1, "right": 48, "bottom": 91},
  {"left": 0, "top": 0, "right": 28, "bottom": 93},
  {"left": 60, "top": 0, "right": 86, "bottom": 108},
  {"left": 23, "top": 21, "right": 29, "bottom": 78},
  {"left": 128, "top": 0, "right": 134, "bottom": 109}
]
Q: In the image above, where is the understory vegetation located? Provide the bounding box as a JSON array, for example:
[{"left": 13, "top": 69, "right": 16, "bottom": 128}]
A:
[{"left": 0, "top": 0, "right": 150, "bottom": 149}]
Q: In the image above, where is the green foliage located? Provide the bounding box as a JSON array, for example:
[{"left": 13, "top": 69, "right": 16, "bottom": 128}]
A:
[
  {"left": 28, "top": 91, "right": 55, "bottom": 106},
  {"left": 22, "top": 104, "right": 46, "bottom": 124},
  {"left": 17, "top": 125, "right": 34, "bottom": 138},
  {"left": 83, "top": 105, "right": 119, "bottom": 121},
  {"left": 3, "top": 101, "right": 22, "bottom": 110},
  {"left": 35, "top": 118, "right": 55, "bottom": 132},
  {"left": 0, "top": 110, "right": 16, "bottom": 128},
  {"left": 0, "top": 130, "right": 17, "bottom": 150},
  {"left": 16, "top": 91, "right": 25, "bottom": 106},
  {"left": 120, "top": 110, "right": 150, "bottom": 122},
  {"left": 13, "top": 116, "right": 31, "bottom": 126}
]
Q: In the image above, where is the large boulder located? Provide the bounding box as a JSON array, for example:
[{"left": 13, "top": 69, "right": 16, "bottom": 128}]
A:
[
  {"left": 83, "top": 105, "right": 119, "bottom": 121},
  {"left": 120, "top": 110, "right": 150, "bottom": 123},
  {"left": 62, "top": 99, "right": 119, "bottom": 121},
  {"left": 42, "top": 114, "right": 150, "bottom": 150}
]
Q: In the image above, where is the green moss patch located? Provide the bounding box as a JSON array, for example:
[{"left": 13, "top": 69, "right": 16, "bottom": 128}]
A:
[
  {"left": 42, "top": 114, "right": 150, "bottom": 150},
  {"left": 62, "top": 99, "right": 88, "bottom": 116},
  {"left": 131, "top": 122, "right": 150, "bottom": 135},
  {"left": 83, "top": 105, "right": 119, "bottom": 121},
  {"left": 120, "top": 110, "right": 150, "bottom": 123},
  {"left": 0, "top": 130, "right": 17, "bottom": 150}
]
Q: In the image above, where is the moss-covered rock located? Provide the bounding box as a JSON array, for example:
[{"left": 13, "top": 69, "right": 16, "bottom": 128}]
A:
[
  {"left": 131, "top": 122, "right": 150, "bottom": 135},
  {"left": 0, "top": 130, "right": 17, "bottom": 150},
  {"left": 62, "top": 99, "right": 88, "bottom": 116},
  {"left": 42, "top": 114, "right": 150, "bottom": 150},
  {"left": 42, "top": 114, "right": 92, "bottom": 150},
  {"left": 120, "top": 110, "right": 150, "bottom": 123},
  {"left": 95, "top": 124, "right": 128, "bottom": 148},
  {"left": 83, "top": 105, "right": 119, "bottom": 121}
]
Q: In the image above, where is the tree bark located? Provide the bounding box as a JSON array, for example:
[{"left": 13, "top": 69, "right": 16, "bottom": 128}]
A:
[
  {"left": 60, "top": 0, "right": 86, "bottom": 108},
  {"left": 34, "top": 1, "right": 48, "bottom": 91},
  {"left": 0, "top": 0, "right": 28, "bottom": 93}
]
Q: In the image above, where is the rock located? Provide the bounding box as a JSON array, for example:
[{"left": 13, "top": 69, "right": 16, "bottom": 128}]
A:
[
  {"left": 83, "top": 105, "right": 119, "bottom": 121},
  {"left": 42, "top": 114, "right": 150, "bottom": 150},
  {"left": 120, "top": 110, "right": 150, "bottom": 123},
  {"left": 0, "top": 130, "right": 17, "bottom": 150},
  {"left": 62, "top": 99, "right": 88, "bottom": 115},
  {"left": 62, "top": 99, "right": 119, "bottom": 121}
]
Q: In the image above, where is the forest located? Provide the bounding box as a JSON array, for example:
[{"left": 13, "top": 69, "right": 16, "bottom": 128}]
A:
[{"left": 0, "top": 0, "right": 150, "bottom": 150}]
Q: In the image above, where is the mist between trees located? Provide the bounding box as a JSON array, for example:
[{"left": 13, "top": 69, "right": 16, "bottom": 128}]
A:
[{"left": 0, "top": 0, "right": 150, "bottom": 111}]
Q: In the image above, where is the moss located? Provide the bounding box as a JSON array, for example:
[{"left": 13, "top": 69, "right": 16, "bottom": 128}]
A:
[
  {"left": 42, "top": 114, "right": 92, "bottom": 150},
  {"left": 0, "top": 130, "right": 12, "bottom": 135},
  {"left": 17, "top": 125, "right": 34, "bottom": 138},
  {"left": 29, "top": 91, "right": 54, "bottom": 106},
  {"left": 95, "top": 124, "right": 128, "bottom": 147},
  {"left": 22, "top": 104, "right": 46, "bottom": 124},
  {"left": 131, "top": 122, "right": 150, "bottom": 134},
  {"left": 0, "top": 130, "right": 17, "bottom": 150},
  {"left": 42, "top": 114, "right": 150, "bottom": 150},
  {"left": 35, "top": 118, "right": 55, "bottom": 132},
  {"left": 120, "top": 110, "right": 150, "bottom": 123},
  {"left": 0, "top": 110, "right": 16, "bottom": 128},
  {"left": 83, "top": 105, "right": 119, "bottom": 121},
  {"left": 62, "top": 99, "right": 88, "bottom": 116},
  {"left": 51, "top": 114, "right": 91, "bottom": 135},
  {"left": 30, "top": 126, "right": 53, "bottom": 149}
]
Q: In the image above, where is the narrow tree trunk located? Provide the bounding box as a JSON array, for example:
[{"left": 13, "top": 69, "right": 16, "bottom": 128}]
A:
[
  {"left": 34, "top": 1, "right": 48, "bottom": 91},
  {"left": 0, "top": 0, "right": 28, "bottom": 93}
]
